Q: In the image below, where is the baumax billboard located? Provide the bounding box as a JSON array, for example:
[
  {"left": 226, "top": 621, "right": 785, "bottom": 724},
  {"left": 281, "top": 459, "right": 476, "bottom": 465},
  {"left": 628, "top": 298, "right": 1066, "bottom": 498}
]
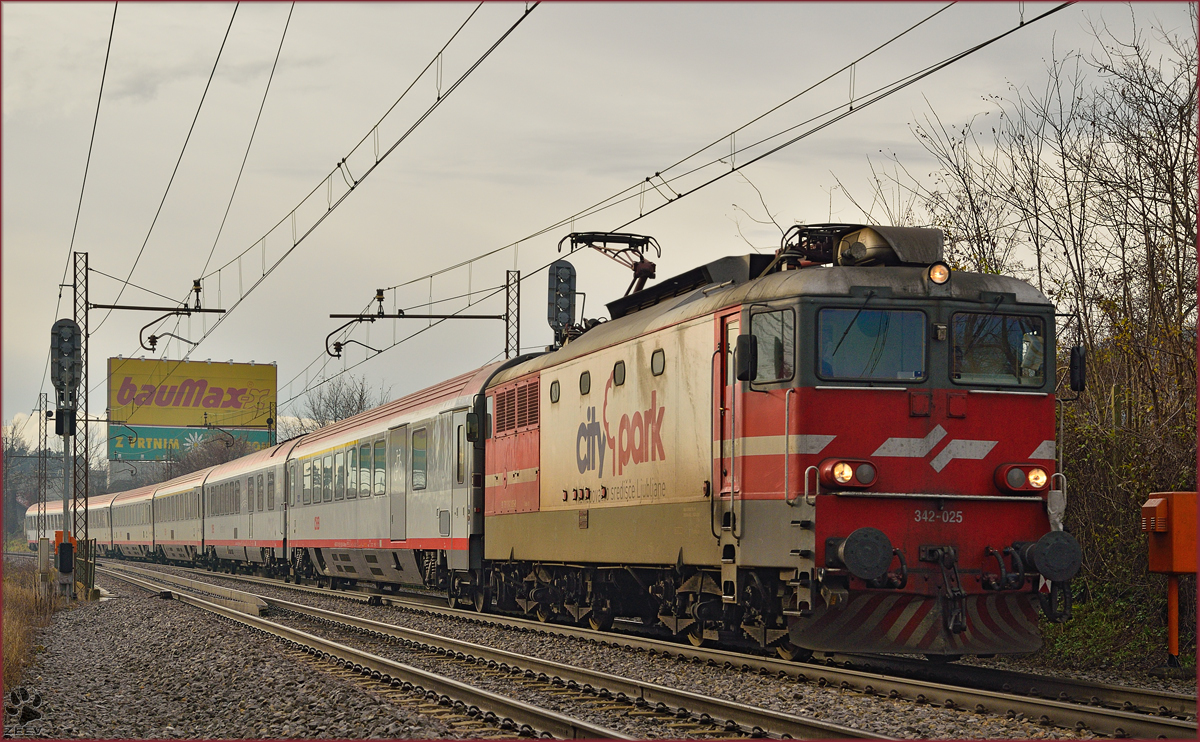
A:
[{"left": 108, "top": 358, "right": 277, "bottom": 429}]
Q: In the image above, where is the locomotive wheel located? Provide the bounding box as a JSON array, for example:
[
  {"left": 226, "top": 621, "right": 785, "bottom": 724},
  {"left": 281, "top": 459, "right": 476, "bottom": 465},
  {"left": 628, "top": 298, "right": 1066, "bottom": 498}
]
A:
[
  {"left": 535, "top": 604, "right": 554, "bottom": 623},
  {"left": 776, "top": 641, "right": 814, "bottom": 662},
  {"left": 587, "top": 611, "right": 613, "bottom": 632},
  {"left": 686, "top": 622, "right": 711, "bottom": 647},
  {"left": 472, "top": 586, "right": 490, "bottom": 613}
]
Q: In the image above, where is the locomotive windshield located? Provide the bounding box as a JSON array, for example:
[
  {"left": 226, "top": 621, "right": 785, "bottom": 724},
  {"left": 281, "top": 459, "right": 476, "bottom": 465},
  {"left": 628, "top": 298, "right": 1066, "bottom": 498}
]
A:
[
  {"left": 951, "top": 312, "right": 1045, "bottom": 386},
  {"left": 817, "top": 308, "right": 926, "bottom": 381}
]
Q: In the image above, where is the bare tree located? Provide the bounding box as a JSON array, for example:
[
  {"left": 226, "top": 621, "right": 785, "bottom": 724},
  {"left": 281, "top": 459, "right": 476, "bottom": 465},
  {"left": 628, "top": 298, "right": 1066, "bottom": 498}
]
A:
[
  {"left": 279, "top": 373, "right": 392, "bottom": 438},
  {"left": 170, "top": 435, "right": 260, "bottom": 477}
]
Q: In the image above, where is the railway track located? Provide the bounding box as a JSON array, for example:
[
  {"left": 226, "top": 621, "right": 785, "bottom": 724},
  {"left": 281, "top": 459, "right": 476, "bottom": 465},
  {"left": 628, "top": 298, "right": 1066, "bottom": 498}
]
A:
[
  {"left": 100, "top": 559, "right": 1197, "bottom": 739},
  {"left": 95, "top": 564, "right": 634, "bottom": 740}
]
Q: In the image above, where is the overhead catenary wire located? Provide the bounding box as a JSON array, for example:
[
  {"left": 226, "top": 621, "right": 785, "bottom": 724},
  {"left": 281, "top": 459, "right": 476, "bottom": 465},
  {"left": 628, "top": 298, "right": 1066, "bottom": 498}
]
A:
[
  {"left": 83, "top": 1, "right": 502, "bottom": 401},
  {"left": 375, "top": 1, "right": 958, "bottom": 298},
  {"left": 286, "top": 2, "right": 1073, "bottom": 405},
  {"left": 93, "top": 2, "right": 241, "bottom": 335},
  {"left": 20, "top": 2, "right": 119, "bottom": 445},
  {"left": 85, "top": 3, "right": 539, "bottom": 425}
]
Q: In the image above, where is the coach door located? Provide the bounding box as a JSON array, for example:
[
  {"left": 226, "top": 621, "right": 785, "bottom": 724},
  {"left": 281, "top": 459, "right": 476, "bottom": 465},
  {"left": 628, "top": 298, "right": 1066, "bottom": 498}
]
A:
[{"left": 388, "top": 425, "right": 409, "bottom": 541}]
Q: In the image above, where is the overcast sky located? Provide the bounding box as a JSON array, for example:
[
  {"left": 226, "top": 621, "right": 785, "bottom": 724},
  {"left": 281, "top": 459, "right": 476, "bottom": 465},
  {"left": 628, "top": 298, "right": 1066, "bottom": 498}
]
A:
[{"left": 3, "top": 1, "right": 1192, "bottom": 446}]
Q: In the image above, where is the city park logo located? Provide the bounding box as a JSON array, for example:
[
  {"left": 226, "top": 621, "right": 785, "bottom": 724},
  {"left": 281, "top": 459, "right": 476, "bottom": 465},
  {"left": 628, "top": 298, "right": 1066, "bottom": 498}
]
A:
[
  {"left": 115, "top": 376, "right": 270, "bottom": 410},
  {"left": 577, "top": 372, "right": 666, "bottom": 477}
]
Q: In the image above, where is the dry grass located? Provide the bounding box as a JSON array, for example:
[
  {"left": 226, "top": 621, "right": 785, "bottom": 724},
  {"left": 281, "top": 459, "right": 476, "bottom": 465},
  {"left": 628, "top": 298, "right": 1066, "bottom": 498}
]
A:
[{"left": 3, "top": 558, "right": 59, "bottom": 693}]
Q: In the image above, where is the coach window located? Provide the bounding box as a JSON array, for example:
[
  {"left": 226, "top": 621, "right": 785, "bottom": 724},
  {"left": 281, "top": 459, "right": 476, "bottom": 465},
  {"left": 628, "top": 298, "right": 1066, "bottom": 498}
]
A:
[
  {"left": 322, "top": 455, "right": 334, "bottom": 502},
  {"left": 579, "top": 371, "right": 591, "bottom": 395},
  {"left": 236, "top": 480, "right": 243, "bottom": 513},
  {"left": 247, "top": 478, "right": 254, "bottom": 511},
  {"left": 651, "top": 348, "right": 665, "bottom": 376},
  {"left": 267, "top": 471, "right": 275, "bottom": 510},
  {"left": 412, "top": 428, "right": 428, "bottom": 490},
  {"left": 549, "top": 380, "right": 560, "bottom": 403},
  {"left": 359, "top": 443, "right": 371, "bottom": 497},
  {"left": 388, "top": 427, "right": 407, "bottom": 498},
  {"left": 334, "top": 451, "right": 345, "bottom": 501},
  {"left": 373, "top": 439, "right": 387, "bottom": 495},
  {"left": 346, "top": 447, "right": 357, "bottom": 500},
  {"left": 456, "top": 425, "right": 466, "bottom": 484},
  {"left": 257, "top": 474, "right": 265, "bottom": 512},
  {"left": 302, "top": 461, "right": 312, "bottom": 505},
  {"left": 613, "top": 361, "right": 626, "bottom": 386},
  {"left": 750, "top": 309, "right": 795, "bottom": 382}
]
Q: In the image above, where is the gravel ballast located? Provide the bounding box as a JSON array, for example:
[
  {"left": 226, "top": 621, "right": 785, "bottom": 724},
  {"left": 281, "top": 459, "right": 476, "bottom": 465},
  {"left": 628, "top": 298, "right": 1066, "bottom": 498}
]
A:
[
  {"left": 5, "top": 572, "right": 452, "bottom": 739},
  {"left": 99, "top": 562, "right": 1177, "bottom": 739}
]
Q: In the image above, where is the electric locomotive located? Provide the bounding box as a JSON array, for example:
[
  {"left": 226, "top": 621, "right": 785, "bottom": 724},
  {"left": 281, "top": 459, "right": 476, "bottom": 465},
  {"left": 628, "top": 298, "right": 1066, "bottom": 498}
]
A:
[
  {"left": 477, "top": 224, "right": 1081, "bottom": 659},
  {"left": 26, "top": 222, "right": 1082, "bottom": 661}
]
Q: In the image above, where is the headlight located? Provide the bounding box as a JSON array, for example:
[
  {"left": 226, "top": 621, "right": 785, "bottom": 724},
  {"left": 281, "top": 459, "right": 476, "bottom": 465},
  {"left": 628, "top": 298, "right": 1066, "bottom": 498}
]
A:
[
  {"left": 1027, "top": 467, "right": 1048, "bottom": 489},
  {"left": 928, "top": 262, "right": 951, "bottom": 285},
  {"left": 833, "top": 462, "right": 854, "bottom": 483}
]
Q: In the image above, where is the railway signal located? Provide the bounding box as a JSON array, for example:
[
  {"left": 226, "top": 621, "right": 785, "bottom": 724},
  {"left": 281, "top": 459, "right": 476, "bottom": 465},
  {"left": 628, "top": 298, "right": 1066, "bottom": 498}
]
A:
[{"left": 547, "top": 259, "right": 576, "bottom": 347}]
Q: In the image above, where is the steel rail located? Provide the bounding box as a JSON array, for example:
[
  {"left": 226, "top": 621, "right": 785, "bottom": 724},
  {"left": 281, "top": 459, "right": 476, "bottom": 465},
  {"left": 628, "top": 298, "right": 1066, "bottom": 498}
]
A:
[
  {"left": 267, "top": 594, "right": 885, "bottom": 740},
  {"left": 96, "top": 566, "right": 633, "bottom": 740},
  {"left": 107, "top": 560, "right": 1198, "bottom": 739},
  {"left": 832, "top": 652, "right": 1196, "bottom": 719}
]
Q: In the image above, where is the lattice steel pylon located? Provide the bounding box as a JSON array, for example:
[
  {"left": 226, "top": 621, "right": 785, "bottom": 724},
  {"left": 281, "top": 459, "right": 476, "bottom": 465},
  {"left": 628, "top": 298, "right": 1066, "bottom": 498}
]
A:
[
  {"left": 72, "top": 253, "right": 89, "bottom": 574},
  {"left": 37, "top": 392, "right": 48, "bottom": 542},
  {"left": 504, "top": 270, "right": 520, "bottom": 359}
]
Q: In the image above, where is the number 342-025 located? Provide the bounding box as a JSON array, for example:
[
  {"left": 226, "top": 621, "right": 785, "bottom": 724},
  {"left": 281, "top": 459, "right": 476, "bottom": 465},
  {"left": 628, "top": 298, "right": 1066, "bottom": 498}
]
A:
[{"left": 914, "top": 509, "right": 962, "bottom": 524}]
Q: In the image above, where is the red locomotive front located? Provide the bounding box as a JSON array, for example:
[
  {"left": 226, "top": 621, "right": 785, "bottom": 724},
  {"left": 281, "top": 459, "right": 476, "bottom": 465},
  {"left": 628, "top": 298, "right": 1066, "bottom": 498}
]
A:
[{"left": 722, "top": 224, "right": 1081, "bottom": 658}]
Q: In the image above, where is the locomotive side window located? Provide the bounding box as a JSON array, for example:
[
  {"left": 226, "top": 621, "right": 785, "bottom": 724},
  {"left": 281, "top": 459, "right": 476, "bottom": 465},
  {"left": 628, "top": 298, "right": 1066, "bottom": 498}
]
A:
[
  {"left": 651, "top": 349, "right": 665, "bottom": 376},
  {"left": 549, "top": 380, "right": 560, "bottom": 403},
  {"left": 817, "top": 308, "right": 926, "bottom": 381},
  {"left": 750, "top": 309, "right": 795, "bottom": 382},
  {"left": 412, "top": 428, "right": 428, "bottom": 490},
  {"left": 579, "top": 371, "right": 591, "bottom": 395},
  {"left": 613, "top": 361, "right": 626, "bottom": 386},
  {"left": 346, "top": 447, "right": 357, "bottom": 500},
  {"left": 951, "top": 313, "right": 1045, "bottom": 386}
]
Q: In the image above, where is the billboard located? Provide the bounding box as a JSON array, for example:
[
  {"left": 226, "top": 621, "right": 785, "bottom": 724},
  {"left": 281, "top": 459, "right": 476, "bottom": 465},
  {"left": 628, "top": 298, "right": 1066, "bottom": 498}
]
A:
[
  {"left": 107, "top": 358, "right": 277, "bottom": 461},
  {"left": 108, "top": 425, "right": 273, "bottom": 461}
]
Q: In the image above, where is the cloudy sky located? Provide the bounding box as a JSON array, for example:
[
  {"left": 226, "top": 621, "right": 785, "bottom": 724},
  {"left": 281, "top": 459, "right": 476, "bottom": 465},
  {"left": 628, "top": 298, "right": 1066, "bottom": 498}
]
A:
[{"left": 3, "top": 1, "right": 1192, "bottom": 445}]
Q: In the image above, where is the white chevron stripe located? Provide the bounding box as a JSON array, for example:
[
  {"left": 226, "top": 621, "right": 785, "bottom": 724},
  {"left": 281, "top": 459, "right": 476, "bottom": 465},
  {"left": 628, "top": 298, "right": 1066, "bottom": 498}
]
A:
[
  {"left": 929, "top": 439, "right": 997, "bottom": 472},
  {"left": 1028, "top": 440, "right": 1056, "bottom": 459},
  {"left": 872, "top": 425, "right": 947, "bottom": 458}
]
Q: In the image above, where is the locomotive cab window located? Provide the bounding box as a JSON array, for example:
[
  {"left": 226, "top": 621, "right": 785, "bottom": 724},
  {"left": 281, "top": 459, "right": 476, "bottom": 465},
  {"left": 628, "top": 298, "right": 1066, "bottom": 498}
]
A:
[
  {"left": 750, "top": 309, "right": 795, "bottom": 382},
  {"left": 952, "top": 313, "right": 1045, "bottom": 387},
  {"left": 817, "top": 308, "right": 926, "bottom": 382}
]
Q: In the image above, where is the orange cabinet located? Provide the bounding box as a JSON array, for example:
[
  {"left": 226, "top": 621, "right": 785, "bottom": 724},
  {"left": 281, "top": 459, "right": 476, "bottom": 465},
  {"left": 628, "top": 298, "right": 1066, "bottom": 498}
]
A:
[{"left": 1141, "top": 492, "right": 1197, "bottom": 574}]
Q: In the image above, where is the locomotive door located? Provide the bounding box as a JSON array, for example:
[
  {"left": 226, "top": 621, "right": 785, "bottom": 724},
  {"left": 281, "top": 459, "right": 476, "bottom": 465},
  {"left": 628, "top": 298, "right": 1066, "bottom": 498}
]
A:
[
  {"left": 718, "top": 315, "right": 740, "bottom": 496},
  {"left": 388, "top": 425, "right": 408, "bottom": 541}
]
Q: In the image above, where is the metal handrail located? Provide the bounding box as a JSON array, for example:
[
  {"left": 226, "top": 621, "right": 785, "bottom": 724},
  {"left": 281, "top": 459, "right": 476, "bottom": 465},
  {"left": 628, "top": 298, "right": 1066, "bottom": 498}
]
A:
[{"left": 803, "top": 465, "right": 820, "bottom": 506}]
